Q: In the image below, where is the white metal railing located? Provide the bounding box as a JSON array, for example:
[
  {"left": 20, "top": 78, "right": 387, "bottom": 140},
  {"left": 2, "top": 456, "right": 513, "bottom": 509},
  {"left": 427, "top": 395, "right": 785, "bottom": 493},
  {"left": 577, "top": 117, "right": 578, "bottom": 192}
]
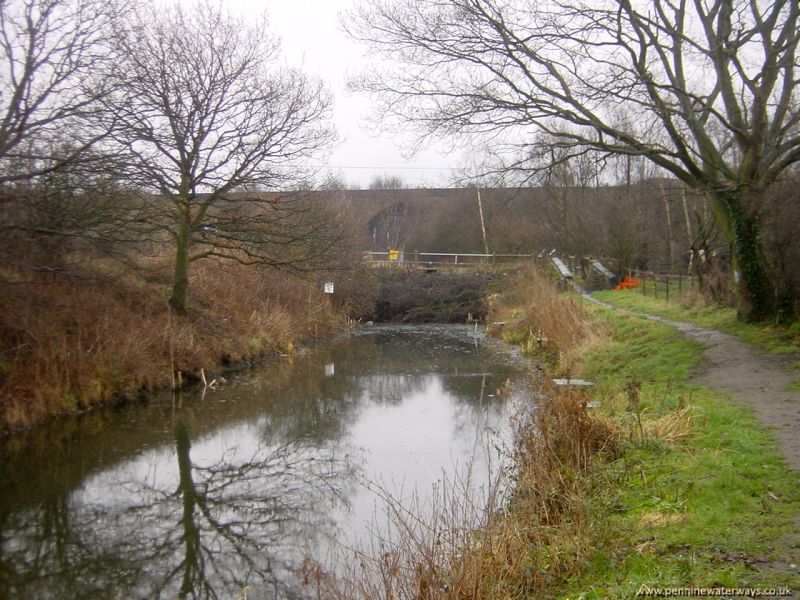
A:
[{"left": 365, "top": 251, "right": 535, "bottom": 266}]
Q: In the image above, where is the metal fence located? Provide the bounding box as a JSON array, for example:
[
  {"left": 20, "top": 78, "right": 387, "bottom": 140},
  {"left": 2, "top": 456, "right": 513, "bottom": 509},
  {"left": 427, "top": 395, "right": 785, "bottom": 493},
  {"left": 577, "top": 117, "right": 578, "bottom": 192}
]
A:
[{"left": 625, "top": 268, "right": 699, "bottom": 301}]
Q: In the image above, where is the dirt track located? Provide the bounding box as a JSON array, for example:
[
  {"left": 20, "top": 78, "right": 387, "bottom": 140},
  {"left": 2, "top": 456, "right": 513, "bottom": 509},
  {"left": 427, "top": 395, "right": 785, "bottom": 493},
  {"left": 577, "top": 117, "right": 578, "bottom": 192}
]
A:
[
  {"left": 584, "top": 293, "right": 800, "bottom": 590},
  {"left": 650, "top": 315, "right": 800, "bottom": 472},
  {"left": 584, "top": 293, "right": 800, "bottom": 470}
]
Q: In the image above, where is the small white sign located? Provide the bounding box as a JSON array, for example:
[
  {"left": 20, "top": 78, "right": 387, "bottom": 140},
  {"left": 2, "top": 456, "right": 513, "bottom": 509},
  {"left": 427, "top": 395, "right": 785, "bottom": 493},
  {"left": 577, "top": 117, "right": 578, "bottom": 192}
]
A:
[
  {"left": 324, "top": 282, "right": 334, "bottom": 294},
  {"left": 325, "top": 363, "right": 335, "bottom": 377}
]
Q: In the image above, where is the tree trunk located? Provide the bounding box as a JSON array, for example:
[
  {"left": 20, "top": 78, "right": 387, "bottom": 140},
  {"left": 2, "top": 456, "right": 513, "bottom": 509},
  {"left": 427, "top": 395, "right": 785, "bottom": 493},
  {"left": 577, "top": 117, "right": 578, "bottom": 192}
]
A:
[
  {"left": 708, "top": 189, "right": 773, "bottom": 321},
  {"left": 660, "top": 184, "right": 675, "bottom": 271},
  {"left": 170, "top": 219, "right": 191, "bottom": 312},
  {"left": 680, "top": 189, "right": 694, "bottom": 275}
]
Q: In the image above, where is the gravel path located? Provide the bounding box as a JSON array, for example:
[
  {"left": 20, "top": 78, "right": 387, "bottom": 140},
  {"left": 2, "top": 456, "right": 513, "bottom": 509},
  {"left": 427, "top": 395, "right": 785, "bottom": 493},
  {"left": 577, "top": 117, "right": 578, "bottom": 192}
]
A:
[
  {"left": 582, "top": 292, "right": 800, "bottom": 592},
  {"left": 582, "top": 292, "right": 800, "bottom": 470}
]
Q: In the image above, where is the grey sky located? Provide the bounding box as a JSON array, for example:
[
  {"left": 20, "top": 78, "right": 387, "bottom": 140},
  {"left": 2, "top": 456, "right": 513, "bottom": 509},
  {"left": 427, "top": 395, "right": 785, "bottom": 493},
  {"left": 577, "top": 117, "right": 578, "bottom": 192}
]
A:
[{"left": 228, "top": 0, "right": 463, "bottom": 188}]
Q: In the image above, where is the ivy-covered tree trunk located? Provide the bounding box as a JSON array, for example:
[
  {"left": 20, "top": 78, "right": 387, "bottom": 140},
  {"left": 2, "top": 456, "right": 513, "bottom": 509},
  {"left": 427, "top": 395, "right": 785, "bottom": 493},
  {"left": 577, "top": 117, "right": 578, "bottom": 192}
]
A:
[
  {"left": 169, "top": 218, "right": 191, "bottom": 312},
  {"left": 708, "top": 189, "right": 773, "bottom": 322}
]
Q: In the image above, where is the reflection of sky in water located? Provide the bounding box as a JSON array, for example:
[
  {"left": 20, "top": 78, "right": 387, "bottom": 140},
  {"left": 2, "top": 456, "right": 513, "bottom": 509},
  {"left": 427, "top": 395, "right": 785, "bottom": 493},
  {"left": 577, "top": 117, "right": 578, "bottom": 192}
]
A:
[
  {"left": 328, "top": 372, "right": 517, "bottom": 555},
  {"left": 75, "top": 418, "right": 272, "bottom": 507},
  {"left": 0, "top": 325, "right": 531, "bottom": 599}
]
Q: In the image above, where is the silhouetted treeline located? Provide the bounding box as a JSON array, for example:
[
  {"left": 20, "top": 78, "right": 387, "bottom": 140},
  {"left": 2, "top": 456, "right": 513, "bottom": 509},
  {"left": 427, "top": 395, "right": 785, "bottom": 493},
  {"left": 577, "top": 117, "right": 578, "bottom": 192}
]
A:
[{"left": 328, "top": 178, "right": 799, "bottom": 317}]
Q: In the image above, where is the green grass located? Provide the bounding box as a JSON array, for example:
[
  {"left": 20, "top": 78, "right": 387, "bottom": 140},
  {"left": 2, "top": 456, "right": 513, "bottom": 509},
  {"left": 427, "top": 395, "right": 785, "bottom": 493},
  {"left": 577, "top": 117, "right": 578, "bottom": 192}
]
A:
[
  {"left": 591, "top": 288, "right": 800, "bottom": 355},
  {"left": 556, "top": 306, "right": 800, "bottom": 598}
]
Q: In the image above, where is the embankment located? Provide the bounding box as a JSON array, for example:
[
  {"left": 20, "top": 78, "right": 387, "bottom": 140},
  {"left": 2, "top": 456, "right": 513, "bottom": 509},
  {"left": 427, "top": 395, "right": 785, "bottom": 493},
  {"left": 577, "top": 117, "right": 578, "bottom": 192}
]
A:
[{"left": 0, "top": 259, "right": 366, "bottom": 432}]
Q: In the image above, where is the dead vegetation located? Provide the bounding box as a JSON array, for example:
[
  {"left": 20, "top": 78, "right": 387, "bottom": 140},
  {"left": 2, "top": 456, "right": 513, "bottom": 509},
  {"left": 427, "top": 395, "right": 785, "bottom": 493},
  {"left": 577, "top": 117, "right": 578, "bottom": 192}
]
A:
[
  {"left": 487, "top": 265, "right": 600, "bottom": 372},
  {"left": 0, "top": 256, "right": 345, "bottom": 431},
  {"left": 372, "top": 269, "right": 499, "bottom": 323}
]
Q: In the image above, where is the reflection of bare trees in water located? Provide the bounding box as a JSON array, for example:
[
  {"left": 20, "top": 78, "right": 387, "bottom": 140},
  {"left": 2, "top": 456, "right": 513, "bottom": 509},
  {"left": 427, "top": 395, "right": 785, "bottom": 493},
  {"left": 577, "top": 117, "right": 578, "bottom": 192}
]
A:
[
  {"left": 0, "top": 325, "right": 528, "bottom": 598},
  {"left": 0, "top": 493, "right": 121, "bottom": 599},
  {"left": 0, "top": 419, "right": 350, "bottom": 600},
  {"left": 359, "top": 374, "right": 428, "bottom": 406}
]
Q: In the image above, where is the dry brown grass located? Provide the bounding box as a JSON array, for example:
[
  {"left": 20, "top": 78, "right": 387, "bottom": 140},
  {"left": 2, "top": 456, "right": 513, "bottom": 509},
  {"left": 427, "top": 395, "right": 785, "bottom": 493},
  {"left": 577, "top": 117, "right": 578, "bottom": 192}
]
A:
[
  {"left": 487, "top": 266, "right": 601, "bottom": 373},
  {"left": 0, "top": 255, "right": 344, "bottom": 431}
]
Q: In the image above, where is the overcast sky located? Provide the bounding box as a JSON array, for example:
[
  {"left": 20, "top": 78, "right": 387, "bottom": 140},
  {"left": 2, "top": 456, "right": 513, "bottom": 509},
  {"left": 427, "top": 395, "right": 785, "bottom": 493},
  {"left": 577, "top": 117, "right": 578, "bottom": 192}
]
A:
[{"left": 227, "top": 0, "right": 463, "bottom": 188}]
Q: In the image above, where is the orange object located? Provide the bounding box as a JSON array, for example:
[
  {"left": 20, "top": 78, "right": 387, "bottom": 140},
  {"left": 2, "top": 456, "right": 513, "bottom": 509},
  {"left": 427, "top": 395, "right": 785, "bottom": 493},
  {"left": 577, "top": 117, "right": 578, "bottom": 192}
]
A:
[{"left": 614, "top": 276, "right": 640, "bottom": 290}]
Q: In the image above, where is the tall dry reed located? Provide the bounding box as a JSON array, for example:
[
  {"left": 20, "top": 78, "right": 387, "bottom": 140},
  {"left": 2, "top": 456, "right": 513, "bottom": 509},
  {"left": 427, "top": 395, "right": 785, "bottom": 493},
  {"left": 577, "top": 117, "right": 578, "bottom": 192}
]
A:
[
  {"left": 0, "top": 256, "right": 345, "bottom": 430},
  {"left": 488, "top": 265, "right": 599, "bottom": 373}
]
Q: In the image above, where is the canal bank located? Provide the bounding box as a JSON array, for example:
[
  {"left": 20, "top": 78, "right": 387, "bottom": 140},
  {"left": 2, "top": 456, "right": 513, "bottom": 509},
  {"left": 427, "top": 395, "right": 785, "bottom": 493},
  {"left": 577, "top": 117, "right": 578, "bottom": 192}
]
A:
[
  {"left": 317, "top": 267, "right": 799, "bottom": 598},
  {"left": 0, "top": 263, "right": 358, "bottom": 432},
  {"left": 0, "top": 324, "right": 532, "bottom": 599}
]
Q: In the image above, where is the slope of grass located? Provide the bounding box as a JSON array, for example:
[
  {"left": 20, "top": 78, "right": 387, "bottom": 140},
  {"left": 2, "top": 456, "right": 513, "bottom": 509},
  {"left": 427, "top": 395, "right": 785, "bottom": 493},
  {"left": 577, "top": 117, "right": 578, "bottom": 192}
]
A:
[
  {"left": 557, "top": 306, "right": 800, "bottom": 598},
  {"left": 592, "top": 288, "right": 800, "bottom": 355}
]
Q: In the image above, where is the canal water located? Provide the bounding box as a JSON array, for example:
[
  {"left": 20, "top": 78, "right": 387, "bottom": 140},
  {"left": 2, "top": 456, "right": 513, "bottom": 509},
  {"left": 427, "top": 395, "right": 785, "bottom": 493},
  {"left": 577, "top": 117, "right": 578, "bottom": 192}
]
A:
[{"left": 0, "top": 325, "right": 534, "bottom": 599}]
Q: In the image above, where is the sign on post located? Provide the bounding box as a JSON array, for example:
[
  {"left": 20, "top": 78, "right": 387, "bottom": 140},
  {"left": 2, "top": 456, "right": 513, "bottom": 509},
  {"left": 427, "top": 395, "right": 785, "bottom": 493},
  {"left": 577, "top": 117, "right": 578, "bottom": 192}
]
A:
[
  {"left": 388, "top": 249, "right": 400, "bottom": 261},
  {"left": 324, "top": 282, "right": 334, "bottom": 294}
]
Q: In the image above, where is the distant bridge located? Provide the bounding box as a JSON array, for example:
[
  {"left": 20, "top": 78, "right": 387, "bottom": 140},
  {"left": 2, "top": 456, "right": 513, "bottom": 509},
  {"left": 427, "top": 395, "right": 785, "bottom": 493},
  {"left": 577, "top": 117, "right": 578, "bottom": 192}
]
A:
[
  {"left": 364, "top": 251, "right": 535, "bottom": 269},
  {"left": 364, "top": 250, "right": 619, "bottom": 289}
]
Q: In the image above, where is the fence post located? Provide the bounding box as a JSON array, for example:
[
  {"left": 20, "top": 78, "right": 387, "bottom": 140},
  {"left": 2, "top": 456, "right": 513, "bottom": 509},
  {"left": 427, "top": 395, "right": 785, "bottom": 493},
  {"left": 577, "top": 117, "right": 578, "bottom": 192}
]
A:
[
  {"left": 665, "top": 276, "right": 669, "bottom": 302},
  {"left": 678, "top": 274, "right": 682, "bottom": 298}
]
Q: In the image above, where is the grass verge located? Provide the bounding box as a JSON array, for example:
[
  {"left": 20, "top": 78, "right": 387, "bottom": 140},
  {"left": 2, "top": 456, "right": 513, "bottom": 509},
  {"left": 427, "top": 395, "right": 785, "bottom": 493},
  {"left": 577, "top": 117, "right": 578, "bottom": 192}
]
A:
[
  {"left": 591, "top": 288, "right": 800, "bottom": 355},
  {"left": 560, "top": 305, "right": 800, "bottom": 598}
]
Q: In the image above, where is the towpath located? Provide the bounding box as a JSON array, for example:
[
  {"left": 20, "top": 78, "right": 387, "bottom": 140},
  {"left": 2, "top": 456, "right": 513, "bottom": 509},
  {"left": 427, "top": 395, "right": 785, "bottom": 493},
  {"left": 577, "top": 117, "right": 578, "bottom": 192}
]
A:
[
  {"left": 581, "top": 291, "right": 800, "bottom": 591},
  {"left": 582, "top": 292, "right": 800, "bottom": 470}
]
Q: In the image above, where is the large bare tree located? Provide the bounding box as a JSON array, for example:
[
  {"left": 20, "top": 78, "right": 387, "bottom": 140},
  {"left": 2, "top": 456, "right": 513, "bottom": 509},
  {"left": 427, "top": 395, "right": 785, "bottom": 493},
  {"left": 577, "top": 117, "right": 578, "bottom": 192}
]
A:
[
  {"left": 345, "top": 0, "right": 800, "bottom": 320},
  {"left": 102, "top": 1, "right": 336, "bottom": 311},
  {"left": 0, "top": 0, "right": 114, "bottom": 185}
]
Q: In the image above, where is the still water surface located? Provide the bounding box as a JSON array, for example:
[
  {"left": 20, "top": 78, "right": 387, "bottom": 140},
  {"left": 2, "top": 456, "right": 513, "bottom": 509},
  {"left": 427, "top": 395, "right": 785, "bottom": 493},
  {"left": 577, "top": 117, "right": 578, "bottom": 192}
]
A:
[{"left": 0, "top": 325, "right": 533, "bottom": 599}]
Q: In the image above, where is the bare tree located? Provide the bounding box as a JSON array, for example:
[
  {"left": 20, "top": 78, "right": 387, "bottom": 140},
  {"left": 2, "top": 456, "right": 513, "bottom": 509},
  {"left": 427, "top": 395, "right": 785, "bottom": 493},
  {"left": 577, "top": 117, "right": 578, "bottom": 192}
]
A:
[
  {"left": 0, "top": 0, "right": 115, "bottom": 185},
  {"left": 345, "top": 0, "right": 800, "bottom": 320},
  {"left": 368, "top": 174, "right": 406, "bottom": 190},
  {"left": 102, "top": 1, "right": 336, "bottom": 311}
]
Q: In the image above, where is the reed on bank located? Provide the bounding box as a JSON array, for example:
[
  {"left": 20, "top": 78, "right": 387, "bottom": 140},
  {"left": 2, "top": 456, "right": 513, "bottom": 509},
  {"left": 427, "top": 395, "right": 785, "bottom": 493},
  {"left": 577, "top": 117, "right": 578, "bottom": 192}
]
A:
[{"left": 0, "top": 256, "right": 356, "bottom": 431}]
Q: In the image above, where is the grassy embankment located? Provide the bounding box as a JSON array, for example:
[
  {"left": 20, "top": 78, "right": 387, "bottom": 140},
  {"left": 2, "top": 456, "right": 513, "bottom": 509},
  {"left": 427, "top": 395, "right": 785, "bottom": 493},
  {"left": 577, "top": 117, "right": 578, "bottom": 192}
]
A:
[
  {"left": 490, "top": 268, "right": 800, "bottom": 597},
  {"left": 0, "top": 257, "right": 368, "bottom": 431},
  {"left": 322, "top": 266, "right": 799, "bottom": 598},
  {"left": 591, "top": 288, "right": 800, "bottom": 355}
]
